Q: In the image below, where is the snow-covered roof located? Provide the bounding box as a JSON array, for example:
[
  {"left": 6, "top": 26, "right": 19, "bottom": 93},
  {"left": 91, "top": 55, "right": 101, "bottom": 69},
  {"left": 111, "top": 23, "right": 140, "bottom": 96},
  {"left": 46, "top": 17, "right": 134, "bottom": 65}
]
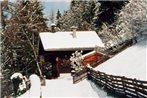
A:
[
  {"left": 39, "top": 31, "right": 104, "bottom": 51},
  {"left": 95, "top": 37, "right": 147, "bottom": 81}
]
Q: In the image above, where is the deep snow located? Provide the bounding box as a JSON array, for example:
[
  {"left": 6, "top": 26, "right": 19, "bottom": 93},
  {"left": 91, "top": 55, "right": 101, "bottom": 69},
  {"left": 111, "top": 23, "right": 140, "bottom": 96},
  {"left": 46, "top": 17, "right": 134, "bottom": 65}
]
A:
[
  {"left": 95, "top": 37, "right": 147, "bottom": 81},
  {"left": 18, "top": 74, "right": 117, "bottom": 98}
]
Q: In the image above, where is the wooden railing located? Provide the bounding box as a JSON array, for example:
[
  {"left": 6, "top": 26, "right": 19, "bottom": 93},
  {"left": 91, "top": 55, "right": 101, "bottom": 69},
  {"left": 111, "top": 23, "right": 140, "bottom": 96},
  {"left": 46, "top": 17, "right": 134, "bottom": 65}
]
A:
[
  {"left": 73, "top": 68, "right": 87, "bottom": 84},
  {"left": 87, "top": 68, "right": 147, "bottom": 98}
]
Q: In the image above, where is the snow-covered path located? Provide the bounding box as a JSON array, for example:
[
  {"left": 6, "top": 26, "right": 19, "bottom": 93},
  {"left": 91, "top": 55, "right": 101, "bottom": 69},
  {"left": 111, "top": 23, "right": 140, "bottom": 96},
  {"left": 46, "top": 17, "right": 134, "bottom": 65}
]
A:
[
  {"left": 18, "top": 74, "right": 116, "bottom": 98},
  {"left": 42, "top": 74, "right": 99, "bottom": 97}
]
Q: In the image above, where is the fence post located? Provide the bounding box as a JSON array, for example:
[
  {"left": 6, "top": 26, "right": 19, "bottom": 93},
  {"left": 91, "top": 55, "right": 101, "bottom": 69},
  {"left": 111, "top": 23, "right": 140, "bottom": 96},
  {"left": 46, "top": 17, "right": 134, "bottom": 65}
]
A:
[
  {"left": 99, "top": 72, "right": 102, "bottom": 84},
  {"left": 86, "top": 66, "right": 91, "bottom": 80},
  {"left": 104, "top": 73, "right": 107, "bottom": 87},
  {"left": 95, "top": 71, "right": 98, "bottom": 82},
  {"left": 72, "top": 72, "right": 76, "bottom": 84},
  {"left": 111, "top": 76, "right": 116, "bottom": 94},
  {"left": 122, "top": 76, "right": 126, "bottom": 97},
  {"left": 133, "top": 78, "right": 139, "bottom": 97}
]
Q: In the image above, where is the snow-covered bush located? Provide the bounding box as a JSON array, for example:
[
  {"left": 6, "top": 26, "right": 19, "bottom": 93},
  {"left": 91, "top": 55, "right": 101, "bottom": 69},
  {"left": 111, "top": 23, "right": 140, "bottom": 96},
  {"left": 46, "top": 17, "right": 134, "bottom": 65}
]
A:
[
  {"left": 70, "top": 51, "right": 84, "bottom": 72},
  {"left": 10, "top": 73, "right": 26, "bottom": 96}
]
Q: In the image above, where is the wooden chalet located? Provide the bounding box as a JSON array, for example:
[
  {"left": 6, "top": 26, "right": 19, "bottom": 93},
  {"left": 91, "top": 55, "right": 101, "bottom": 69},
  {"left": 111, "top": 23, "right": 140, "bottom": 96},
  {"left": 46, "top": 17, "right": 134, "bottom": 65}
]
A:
[{"left": 38, "top": 31, "right": 105, "bottom": 78}]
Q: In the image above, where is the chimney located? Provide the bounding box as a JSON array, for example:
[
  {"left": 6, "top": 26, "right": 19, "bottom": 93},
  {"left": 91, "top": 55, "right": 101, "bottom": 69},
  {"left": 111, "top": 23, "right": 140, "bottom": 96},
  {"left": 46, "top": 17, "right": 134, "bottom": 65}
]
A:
[
  {"left": 71, "top": 26, "right": 77, "bottom": 38},
  {"left": 51, "top": 23, "right": 56, "bottom": 33}
]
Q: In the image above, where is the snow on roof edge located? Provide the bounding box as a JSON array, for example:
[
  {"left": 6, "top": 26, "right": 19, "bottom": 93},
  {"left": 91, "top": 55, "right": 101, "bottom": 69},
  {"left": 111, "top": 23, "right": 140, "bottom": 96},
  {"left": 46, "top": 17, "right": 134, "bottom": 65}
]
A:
[
  {"left": 39, "top": 31, "right": 105, "bottom": 51},
  {"left": 44, "top": 47, "right": 95, "bottom": 51}
]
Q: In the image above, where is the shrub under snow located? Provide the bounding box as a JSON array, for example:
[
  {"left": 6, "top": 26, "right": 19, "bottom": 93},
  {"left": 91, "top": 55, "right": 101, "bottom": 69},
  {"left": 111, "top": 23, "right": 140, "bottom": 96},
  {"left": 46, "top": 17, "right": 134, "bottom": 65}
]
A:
[{"left": 10, "top": 73, "right": 26, "bottom": 96}]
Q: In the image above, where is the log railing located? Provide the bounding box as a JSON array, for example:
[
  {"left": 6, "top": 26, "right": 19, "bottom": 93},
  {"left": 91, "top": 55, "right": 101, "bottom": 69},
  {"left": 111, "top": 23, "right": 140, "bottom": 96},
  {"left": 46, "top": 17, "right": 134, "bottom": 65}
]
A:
[{"left": 87, "top": 68, "right": 147, "bottom": 98}]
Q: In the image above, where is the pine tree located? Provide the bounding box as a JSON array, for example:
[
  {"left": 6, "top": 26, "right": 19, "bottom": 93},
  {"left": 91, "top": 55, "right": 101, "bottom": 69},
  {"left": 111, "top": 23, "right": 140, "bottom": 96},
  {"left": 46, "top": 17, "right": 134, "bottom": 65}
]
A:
[
  {"left": 1, "top": 0, "right": 48, "bottom": 97},
  {"left": 70, "top": 0, "right": 76, "bottom": 10},
  {"left": 56, "top": 9, "right": 61, "bottom": 20},
  {"left": 82, "top": 0, "right": 96, "bottom": 30},
  {"left": 83, "top": 0, "right": 96, "bottom": 24},
  {"left": 94, "top": 0, "right": 147, "bottom": 47},
  {"left": 115, "top": 0, "right": 147, "bottom": 41},
  {"left": 56, "top": 9, "right": 62, "bottom": 28},
  {"left": 49, "top": 10, "right": 55, "bottom": 23},
  {"left": 93, "top": 1, "right": 127, "bottom": 29},
  {"left": 57, "top": 0, "right": 96, "bottom": 31},
  {"left": 92, "top": 1, "right": 128, "bottom": 46}
]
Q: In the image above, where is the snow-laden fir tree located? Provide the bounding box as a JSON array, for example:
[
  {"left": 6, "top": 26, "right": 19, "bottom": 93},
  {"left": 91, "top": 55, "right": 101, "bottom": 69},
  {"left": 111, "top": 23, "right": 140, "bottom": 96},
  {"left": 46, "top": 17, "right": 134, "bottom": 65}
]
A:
[
  {"left": 97, "top": 0, "right": 147, "bottom": 46},
  {"left": 57, "top": 0, "right": 96, "bottom": 31},
  {"left": 116, "top": 0, "right": 147, "bottom": 41}
]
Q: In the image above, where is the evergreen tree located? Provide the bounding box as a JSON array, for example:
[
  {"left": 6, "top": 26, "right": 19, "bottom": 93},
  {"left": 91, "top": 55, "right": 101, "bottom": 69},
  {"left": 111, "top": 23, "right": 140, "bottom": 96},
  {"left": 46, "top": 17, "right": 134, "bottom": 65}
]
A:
[
  {"left": 56, "top": 9, "right": 61, "bottom": 20},
  {"left": 56, "top": 9, "right": 61, "bottom": 28},
  {"left": 49, "top": 10, "right": 55, "bottom": 23},
  {"left": 93, "top": 1, "right": 127, "bottom": 28},
  {"left": 57, "top": 0, "right": 96, "bottom": 31},
  {"left": 92, "top": 1, "right": 128, "bottom": 47},
  {"left": 83, "top": 0, "right": 96, "bottom": 24},
  {"left": 115, "top": 0, "right": 147, "bottom": 41},
  {"left": 1, "top": 0, "right": 48, "bottom": 97},
  {"left": 70, "top": 0, "right": 76, "bottom": 10},
  {"left": 94, "top": 0, "right": 147, "bottom": 47}
]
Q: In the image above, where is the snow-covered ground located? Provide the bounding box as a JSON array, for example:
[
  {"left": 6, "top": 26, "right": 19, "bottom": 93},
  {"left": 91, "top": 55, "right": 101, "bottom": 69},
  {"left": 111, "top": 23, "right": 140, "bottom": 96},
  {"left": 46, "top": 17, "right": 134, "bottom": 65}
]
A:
[
  {"left": 95, "top": 37, "right": 147, "bottom": 81},
  {"left": 42, "top": 74, "right": 99, "bottom": 97},
  {"left": 18, "top": 74, "right": 116, "bottom": 98}
]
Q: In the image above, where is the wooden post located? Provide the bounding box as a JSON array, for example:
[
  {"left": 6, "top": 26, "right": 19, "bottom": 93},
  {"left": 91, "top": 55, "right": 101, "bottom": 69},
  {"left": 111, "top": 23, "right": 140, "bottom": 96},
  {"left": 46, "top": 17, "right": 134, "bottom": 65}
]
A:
[
  {"left": 86, "top": 67, "right": 91, "bottom": 80},
  {"left": 133, "top": 78, "right": 139, "bottom": 97},
  {"left": 104, "top": 73, "right": 107, "bottom": 88},
  {"left": 111, "top": 76, "right": 115, "bottom": 94},
  {"left": 122, "top": 76, "right": 126, "bottom": 97}
]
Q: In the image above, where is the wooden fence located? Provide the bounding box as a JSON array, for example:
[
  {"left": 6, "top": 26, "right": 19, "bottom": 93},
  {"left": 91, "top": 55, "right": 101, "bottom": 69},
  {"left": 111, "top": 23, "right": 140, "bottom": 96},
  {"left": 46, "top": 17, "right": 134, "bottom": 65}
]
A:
[
  {"left": 87, "top": 68, "right": 147, "bottom": 98},
  {"left": 73, "top": 68, "right": 87, "bottom": 84}
]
